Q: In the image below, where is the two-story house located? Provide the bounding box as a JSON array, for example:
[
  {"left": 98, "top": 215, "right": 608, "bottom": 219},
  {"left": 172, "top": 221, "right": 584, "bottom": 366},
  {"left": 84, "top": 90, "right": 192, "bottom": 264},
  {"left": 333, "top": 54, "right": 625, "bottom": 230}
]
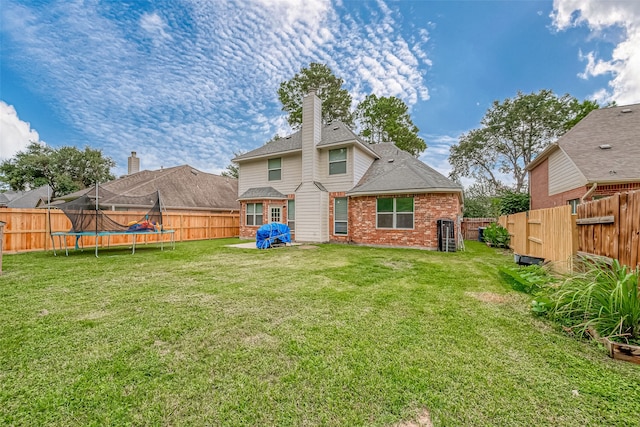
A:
[
  {"left": 526, "top": 103, "right": 640, "bottom": 212},
  {"left": 233, "top": 91, "right": 463, "bottom": 249}
]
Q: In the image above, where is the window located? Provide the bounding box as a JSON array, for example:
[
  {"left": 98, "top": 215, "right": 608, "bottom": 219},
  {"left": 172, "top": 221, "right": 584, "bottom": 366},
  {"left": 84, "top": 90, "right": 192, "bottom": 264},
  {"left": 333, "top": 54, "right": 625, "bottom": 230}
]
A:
[
  {"left": 268, "top": 158, "right": 281, "bottom": 181},
  {"left": 568, "top": 198, "right": 579, "bottom": 214},
  {"left": 377, "top": 197, "right": 414, "bottom": 229},
  {"left": 287, "top": 200, "right": 295, "bottom": 231},
  {"left": 246, "top": 203, "right": 263, "bottom": 226},
  {"left": 271, "top": 207, "right": 281, "bottom": 223},
  {"left": 329, "top": 148, "right": 347, "bottom": 175},
  {"left": 334, "top": 197, "right": 348, "bottom": 235}
]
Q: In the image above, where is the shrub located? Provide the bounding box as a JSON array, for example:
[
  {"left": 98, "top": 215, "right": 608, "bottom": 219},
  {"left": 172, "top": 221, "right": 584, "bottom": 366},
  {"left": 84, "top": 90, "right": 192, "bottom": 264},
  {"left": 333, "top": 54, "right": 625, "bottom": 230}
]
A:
[
  {"left": 548, "top": 259, "right": 640, "bottom": 344},
  {"left": 498, "top": 191, "right": 530, "bottom": 215},
  {"left": 482, "top": 223, "right": 511, "bottom": 248},
  {"left": 499, "top": 264, "right": 557, "bottom": 315}
]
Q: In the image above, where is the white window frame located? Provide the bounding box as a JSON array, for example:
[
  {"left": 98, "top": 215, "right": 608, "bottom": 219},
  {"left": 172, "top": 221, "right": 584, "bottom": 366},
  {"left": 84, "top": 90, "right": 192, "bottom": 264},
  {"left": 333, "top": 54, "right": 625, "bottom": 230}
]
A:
[
  {"left": 334, "top": 197, "right": 348, "bottom": 235},
  {"left": 329, "top": 148, "right": 347, "bottom": 175},
  {"left": 287, "top": 200, "right": 295, "bottom": 231},
  {"left": 270, "top": 206, "right": 281, "bottom": 223},
  {"left": 268, "top": 158, "right": 281, "bottom": 181},
  {"left": 376, "top": 197, "right": 414, "bottom": 229},
  {"left": 246, "top": 203, "right": 263, "bottom": 226}
]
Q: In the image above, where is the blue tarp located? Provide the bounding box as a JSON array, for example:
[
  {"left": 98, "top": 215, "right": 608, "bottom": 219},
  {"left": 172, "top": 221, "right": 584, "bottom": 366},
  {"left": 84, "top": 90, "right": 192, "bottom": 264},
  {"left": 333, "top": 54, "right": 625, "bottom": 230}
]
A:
[{"left": 256, "top": 223, "right": 291, "bottom": 249}]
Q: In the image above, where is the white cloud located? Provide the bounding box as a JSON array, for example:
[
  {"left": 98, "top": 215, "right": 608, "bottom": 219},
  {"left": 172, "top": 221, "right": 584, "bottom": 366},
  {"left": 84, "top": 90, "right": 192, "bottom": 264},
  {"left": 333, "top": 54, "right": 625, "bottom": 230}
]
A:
[
  {"left": 140, "top": 12, "right": 173, "bottom": 45},
  {"left": 1, "top": 0, "right": 433, "bottom": 175},
  {"left": 0, "top": 102, "right": 40, "bottom": 161},
  {"left": 552, "top": 0, "right": 640, "bottom": 104}
]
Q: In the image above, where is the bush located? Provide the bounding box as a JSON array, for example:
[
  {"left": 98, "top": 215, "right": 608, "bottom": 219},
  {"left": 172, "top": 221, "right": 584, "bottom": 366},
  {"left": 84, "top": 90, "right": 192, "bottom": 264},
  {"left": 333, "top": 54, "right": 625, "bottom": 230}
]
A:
[
  {"left": 482, "top": 223, "right": 511, "bottom": 248},
  {"left": 548, "top": 259, "right": 640, "bottom": 344},
  {"left": 499, "top": 264, "right": 557, "bottom": 315},
  {"left": 498, "top": 191, "right": 530, "bottom": 215}
]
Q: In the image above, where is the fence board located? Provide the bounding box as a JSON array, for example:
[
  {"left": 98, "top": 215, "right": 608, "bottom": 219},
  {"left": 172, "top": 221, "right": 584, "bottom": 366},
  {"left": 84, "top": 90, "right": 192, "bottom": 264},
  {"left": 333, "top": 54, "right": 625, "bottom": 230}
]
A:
[
  {"left": 461, "top": 217, "right": 496, "bottom": 240},
  {"left": 499, "top": 205, "right": 577, "bottom": 272},
  {"left": 0, "top": 208, "right": 239, "bottom": 254},
  {"left": 577, "top": 189, "right": 640, "bottom": 269}
]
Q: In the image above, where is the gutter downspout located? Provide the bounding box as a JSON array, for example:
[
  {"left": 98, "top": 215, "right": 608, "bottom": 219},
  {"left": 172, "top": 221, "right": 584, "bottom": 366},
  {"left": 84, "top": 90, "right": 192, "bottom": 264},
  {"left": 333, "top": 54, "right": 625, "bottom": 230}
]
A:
[{"left": 581, "top": 183, "right": 598, "bottom": 203}]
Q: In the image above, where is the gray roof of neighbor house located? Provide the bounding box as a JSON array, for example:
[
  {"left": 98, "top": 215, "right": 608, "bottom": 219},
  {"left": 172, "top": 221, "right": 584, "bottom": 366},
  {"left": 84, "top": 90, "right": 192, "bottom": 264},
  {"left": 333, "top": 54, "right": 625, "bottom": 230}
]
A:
[
  {"left": 60, "top": 165, "right": 240, "bottom": 211},
  {"left": 347, "top": 143, "right": 463, "bottom": 197},
  {"left": 233, "top": 121, "right": 378, "bottom": 161},
  {"left": 238, "top": 186, "right": 287, "bottom": 200},
  {"left": 527, "top": 103, "right": 640, "bottom": 183},
  {"left": 6, "top": 185, "right": 51, "bottom": 208}
]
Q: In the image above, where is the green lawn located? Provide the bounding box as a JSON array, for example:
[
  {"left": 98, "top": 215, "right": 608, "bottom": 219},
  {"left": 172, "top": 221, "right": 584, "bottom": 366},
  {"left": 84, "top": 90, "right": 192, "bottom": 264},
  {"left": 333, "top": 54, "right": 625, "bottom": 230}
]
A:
[{"left": 1, "top": 240, "right": 638, "bottom": 426}]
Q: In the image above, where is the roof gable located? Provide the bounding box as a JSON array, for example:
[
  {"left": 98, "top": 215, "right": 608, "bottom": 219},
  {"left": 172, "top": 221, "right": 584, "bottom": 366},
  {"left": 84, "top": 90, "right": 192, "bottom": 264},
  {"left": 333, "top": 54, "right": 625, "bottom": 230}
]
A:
[
  {"left": 347, "top": 143, "right": 462, "bottom": 196},
  {"left": 528, "top": 103, "right": 640, "bottom": 182},
  {"left": 233, "top": 121, "right": 378, "bottom": 162}
]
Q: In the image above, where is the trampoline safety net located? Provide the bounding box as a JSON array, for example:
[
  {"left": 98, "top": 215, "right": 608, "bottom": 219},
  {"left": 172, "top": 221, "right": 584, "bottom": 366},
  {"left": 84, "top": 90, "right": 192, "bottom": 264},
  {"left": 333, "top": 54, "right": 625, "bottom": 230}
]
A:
[{"left": 57, "top": 186, "right": 163, "bottom": 233}]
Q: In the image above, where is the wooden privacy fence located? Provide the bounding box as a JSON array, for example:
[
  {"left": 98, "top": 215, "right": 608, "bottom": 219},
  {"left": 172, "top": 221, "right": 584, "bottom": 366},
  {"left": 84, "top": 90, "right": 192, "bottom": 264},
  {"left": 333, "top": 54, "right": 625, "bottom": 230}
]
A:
[
  {"left": 577, "top": 190, "right": 640, "bottom": 268},
  {"left": 499, "top": 205, "right": 578, "bottom": 272},
  {"left": 461, "top": 217, "right": 496, "bottom": 241},
  {"left": 0, "top": 208, "right": 239, "bottom": 254}
]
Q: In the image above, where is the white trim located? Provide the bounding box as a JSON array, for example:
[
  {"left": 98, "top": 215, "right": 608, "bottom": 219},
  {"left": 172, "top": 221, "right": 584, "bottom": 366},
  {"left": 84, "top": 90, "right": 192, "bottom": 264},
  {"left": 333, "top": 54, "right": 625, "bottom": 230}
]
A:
[
  {"left": 333, "top": 197, "right": 348, "bottom": 236},
  {"left": 328, "top": 148, "right": 347, "bottom": 175}
]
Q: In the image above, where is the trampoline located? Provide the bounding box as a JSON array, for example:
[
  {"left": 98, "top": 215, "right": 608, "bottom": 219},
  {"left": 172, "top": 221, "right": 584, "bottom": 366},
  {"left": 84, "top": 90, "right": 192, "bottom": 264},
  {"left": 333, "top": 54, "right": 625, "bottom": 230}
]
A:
[{"left": 50, "top": 185, "right": 175, "bottom": 257}]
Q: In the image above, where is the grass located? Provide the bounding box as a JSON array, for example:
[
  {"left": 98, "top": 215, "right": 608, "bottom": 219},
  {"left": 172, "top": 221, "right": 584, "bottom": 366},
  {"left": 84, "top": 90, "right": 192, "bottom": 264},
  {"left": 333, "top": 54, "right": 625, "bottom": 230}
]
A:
[{"left": 1, "top": 240, "right": 639, "bottom": 426}]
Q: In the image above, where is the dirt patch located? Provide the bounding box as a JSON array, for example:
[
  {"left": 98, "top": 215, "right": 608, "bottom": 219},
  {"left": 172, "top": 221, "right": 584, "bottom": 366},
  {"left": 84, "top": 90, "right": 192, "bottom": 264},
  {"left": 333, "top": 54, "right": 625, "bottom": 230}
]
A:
[
  {"left": 297, "top": 245, "right": 319, "bottom": 250},
  {"left": 466, "top": 291, "right": 513, "bottom": 304},
  {"left": 395, "top": 409, "right": 433, "bottom": 427}
]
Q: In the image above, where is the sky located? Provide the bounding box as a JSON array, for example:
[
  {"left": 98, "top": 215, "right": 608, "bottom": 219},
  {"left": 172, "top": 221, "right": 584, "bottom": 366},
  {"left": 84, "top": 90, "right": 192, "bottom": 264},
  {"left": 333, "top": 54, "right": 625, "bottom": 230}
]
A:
[{"left": 2, "top": 0, "right": 640, "bottom": 182}]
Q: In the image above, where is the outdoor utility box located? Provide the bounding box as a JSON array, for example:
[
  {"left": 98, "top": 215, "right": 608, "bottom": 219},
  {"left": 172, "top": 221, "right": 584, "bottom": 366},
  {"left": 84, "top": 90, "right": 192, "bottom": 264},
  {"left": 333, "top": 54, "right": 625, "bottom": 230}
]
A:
[
  {"left": 478, "top": 226, "right": 486, "bottom": 242},
  {"left": 437, "top": 219, "right": 456, "bottom": 252}
]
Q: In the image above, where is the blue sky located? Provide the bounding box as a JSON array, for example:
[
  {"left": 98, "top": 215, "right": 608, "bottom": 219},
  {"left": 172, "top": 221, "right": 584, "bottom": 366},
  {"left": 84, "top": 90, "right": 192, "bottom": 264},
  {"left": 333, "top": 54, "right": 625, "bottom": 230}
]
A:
[{"left": 2, "top": 0, "right": 639, "bottom": 181}]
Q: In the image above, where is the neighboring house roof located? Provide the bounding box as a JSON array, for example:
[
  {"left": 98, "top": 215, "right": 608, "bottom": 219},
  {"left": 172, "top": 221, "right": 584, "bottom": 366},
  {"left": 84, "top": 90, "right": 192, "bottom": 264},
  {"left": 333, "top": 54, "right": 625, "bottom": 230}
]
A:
[
  {"left": 527, "top": 103, "right": 640, "bottom": 183},
  {"left": 5, "top": 185, "right": 51, "bottom": 208},
  {"left": 61, "top": 165, "right": 240, "bottom": 211},
  {"left": 0, "top": 193, "right": 10, "bottom": 207},
  {"left": 347, "top": 143, "right": 463, "bottom": 197},
  {"left": 233, "top": 121, "right": 379, "bottom": 162},
  {"left": 238, "top": 186, "right": 287, "bottom": 200}
]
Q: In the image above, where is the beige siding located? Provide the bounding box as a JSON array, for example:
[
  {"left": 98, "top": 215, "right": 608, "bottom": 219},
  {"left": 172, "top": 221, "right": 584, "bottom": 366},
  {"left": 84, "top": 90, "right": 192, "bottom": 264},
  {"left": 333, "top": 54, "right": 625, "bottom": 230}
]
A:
[
  {"left": 317, "top": 147, "right": 354, "bottom": 192},
  {"left": 353, "top": 145, "right": 375, "bottom": 185},
  {"left": 294, "top": 182, "right": 328, "bottom": 242},
  {"left": 548, "top": 149, "right": 586, "bottom": 195},
  {"left": 238, "top": 153, "right": 302, "bottom": 196}
]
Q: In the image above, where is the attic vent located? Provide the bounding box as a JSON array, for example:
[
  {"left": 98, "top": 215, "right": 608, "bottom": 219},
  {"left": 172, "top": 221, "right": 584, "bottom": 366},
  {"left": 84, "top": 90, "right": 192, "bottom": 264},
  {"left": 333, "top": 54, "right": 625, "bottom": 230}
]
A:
[
  {"left": 387, "top": 158, "right": 395, "bottom": 163},
  {"left": 191, "top": 169, "right": 198, "bottom": 175},
  {"left": 621, "top": 108, "right": 632, "bottom": 113},
  {"left": 333, "top": 126, "right": 340, "bottom": 130},
  {"left": 599, "top": 144, "right": 612, "bottom": 150},
  {"left": 285, "top": 136, "right": 291, "bottom": 139}
]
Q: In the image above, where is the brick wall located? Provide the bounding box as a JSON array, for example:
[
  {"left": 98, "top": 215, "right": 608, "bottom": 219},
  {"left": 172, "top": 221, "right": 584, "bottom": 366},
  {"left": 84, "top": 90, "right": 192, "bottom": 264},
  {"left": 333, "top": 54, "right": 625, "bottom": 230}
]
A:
[
  {"left": 238, "top": 199, "right": 289, "bottom": 239},
  {"left": 593, "top": 183, "right": 640, "bottom": 198},
  {"left": 529, "top": 158, "right": 550, "bottom": 210},
  {"left": 348, "top": 193, "right": 461, "bottom": 249}
]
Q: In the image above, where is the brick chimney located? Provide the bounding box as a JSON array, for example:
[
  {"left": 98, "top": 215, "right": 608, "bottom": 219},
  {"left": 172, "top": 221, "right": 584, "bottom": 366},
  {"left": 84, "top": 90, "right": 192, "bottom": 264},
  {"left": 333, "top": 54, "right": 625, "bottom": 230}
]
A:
[{"left": 127, "top": 151, "right": 140, "bottom": 175}]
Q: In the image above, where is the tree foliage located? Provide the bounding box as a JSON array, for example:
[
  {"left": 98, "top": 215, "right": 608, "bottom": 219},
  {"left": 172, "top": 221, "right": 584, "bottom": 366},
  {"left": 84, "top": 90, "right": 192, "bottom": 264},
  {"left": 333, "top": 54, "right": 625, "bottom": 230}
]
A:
[
  {"left": 498, "top": 190, "right": 530, "bottom": 215},
  {"left": 449, "top": 90, "right": 599, "bottom": 192},
  {"left": 0, "top": 142, "right": 115, "bottom": 197},
  {"left": 277, "top": 62, "right": 354, "bottom": 129},
  {"left": 355, "top": 94, "right": 426, "bottom": 156}
]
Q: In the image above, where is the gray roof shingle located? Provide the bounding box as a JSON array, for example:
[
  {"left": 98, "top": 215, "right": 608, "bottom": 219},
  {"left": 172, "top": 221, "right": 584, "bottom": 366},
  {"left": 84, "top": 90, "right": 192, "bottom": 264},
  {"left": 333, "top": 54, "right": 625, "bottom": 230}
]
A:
[
  {"left": 238, "top": 187, "right": 287, "bottom": 200},
  {"left": 347, "top": 143, "right": 463, "bottom": 196},
  {"left": 233, "top": 121, "right": 377, "bottom": 161},
  {"left": 528, "top": 103, "right": 640, "bottom": 182},
  {"left": 60, "top": 165, "right": 239, "bottom": 211}
]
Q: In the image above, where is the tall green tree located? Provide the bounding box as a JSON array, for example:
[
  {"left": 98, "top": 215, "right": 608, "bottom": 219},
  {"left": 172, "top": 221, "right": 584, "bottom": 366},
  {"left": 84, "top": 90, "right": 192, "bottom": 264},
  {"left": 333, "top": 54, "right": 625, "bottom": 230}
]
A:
[
  {"left": 278, "top": 62, "right": 354, "bottom": 129},
  {"left": 449, "top": 90, "right": 599, "bottom": 192},
  {"left": 0, "top": 142, "right": 115, "bottom": 197},
  {"left": 355, "top": 94, "right": 427, "bottom": 157}
]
